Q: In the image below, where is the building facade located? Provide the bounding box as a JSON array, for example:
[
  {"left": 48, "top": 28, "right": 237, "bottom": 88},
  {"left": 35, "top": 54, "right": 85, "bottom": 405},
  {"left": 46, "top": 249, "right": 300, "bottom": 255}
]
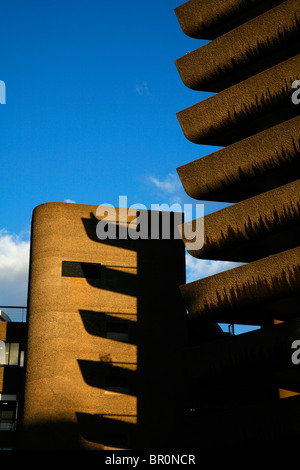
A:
[
  {"left": 1, "top": 0, "right": 299, "bottom": 451},
  {"left": 0, "top": 313, "right": 26, "bottom": 450},
  {"left": 20, "top": 202, "right": 187, "bottom": 450},
  {"left": 174, "top": 0, "right": 300, "bottom": 449}
]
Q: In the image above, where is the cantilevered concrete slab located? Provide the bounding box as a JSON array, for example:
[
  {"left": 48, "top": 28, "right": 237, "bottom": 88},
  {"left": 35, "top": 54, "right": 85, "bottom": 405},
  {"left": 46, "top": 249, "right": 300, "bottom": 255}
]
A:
[
  {"left": 183, "top": 318, "right": 300, "bottom": 382},
  {"left": 180, "top": 246, "right": 300, "bottom": 324},
  {"left": 180, "top": 180, "right": 300, "bottom": 262},
  {"left": 174, "top": 0, "right": 285, "bottom": 39},
  {"left": 175, "top": 0, "right": 300, "bottom": 450},
  {"left": 176, "top": 116, "right": 300, "bottom": 202},
  {"left": 177, "top": 55, "right": 299, "bottom": 145},
  {"left": 175, "top": 0, "right": 300, "bottom": 91}
]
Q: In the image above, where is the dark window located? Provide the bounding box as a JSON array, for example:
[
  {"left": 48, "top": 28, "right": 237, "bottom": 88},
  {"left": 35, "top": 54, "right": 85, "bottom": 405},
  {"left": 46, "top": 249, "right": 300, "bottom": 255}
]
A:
[
  {"left": 0, "top": 400, "right": 17, "bottom": 432},
  {"left": 105, "top": 376, "right": 129, "bottom": 393},
  {"left": 62, "top": 261, "right": 101, "bottom": 279},
  {"left": 106, "top": 322, "right": 129, "bottom": 342}
]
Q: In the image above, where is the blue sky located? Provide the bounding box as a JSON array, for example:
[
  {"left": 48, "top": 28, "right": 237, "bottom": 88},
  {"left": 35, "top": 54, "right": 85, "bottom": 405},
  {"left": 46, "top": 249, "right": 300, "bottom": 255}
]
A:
[
  {"left": 1, "top": 0, "right": 217, "bottom": 235},
  {"left": 1, "top": 0, "right": 251, "bottom": 331}
]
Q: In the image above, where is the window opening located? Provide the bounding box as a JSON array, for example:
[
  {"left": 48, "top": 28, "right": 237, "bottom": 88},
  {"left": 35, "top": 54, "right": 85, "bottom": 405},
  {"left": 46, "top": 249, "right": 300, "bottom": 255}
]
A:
[
  {"left": 106, "top": 322, "right": 129, "bottom": 342},
  {"left": 105, "top": 376, "right": 129, "bottom": 393},
  {"left": 62, "top": 261, "right": 101, "bottom": 279},
  {"left": 0, "top": 342, "right": 20, "bottom": 366}
]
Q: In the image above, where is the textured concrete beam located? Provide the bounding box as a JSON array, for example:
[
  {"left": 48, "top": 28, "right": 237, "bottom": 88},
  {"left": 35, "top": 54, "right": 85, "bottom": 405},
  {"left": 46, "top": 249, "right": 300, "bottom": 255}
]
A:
[
  {"left": 183, "top": 318, "right": 300, "bottom": 382},
  {"left": 176, "top": 116, "right": 300, "bottom": 202},
  {"left": 180, "top": 180, "right": 300, "bottom": 262},
  {"left": 177, "top": 55, "right": 299, "bottom": 146},
  {"left": 175, "top": 0, "right": 300, "bottom": 91},
  {"left": 174, "top": 0, "right": 284, "bottom": 39},
  {"left": 180, "top": 246, "right": 300, "bottom": 324}
]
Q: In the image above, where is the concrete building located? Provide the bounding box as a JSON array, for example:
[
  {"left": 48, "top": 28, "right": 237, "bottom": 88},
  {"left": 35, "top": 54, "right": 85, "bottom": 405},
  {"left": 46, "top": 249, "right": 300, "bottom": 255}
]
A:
[
  {"left": 20, "top": 202, "right": 187, "bottom": 450},
  {"left": 175, "top": 0, "right": 300, "bottom": 449},
  {"left": 1, "top": 0, "right": 299, "bottom": 451},
  {"left": 0, "top": 312, "right": 26, "bottom": 450}
]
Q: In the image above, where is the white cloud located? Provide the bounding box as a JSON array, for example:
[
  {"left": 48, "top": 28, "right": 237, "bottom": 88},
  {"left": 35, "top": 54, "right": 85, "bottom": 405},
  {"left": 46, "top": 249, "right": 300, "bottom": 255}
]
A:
[
  {"left": 135, "top": 81, "right": 151, "bottom": 96},
  {"left": 0, "top": 229, "right": 30, "bottom": 309},
  {"left": 186, "top": 252, "right": 245, "bottom": 283},
  {"left": 147, "top": 172, "right": 185, "bottom": 204},
  {"left": 148, "top": 173, "right": 181, "bottom": 194},
  {"left": 64, "top": 199, "right": 76, "bottom": 203}
]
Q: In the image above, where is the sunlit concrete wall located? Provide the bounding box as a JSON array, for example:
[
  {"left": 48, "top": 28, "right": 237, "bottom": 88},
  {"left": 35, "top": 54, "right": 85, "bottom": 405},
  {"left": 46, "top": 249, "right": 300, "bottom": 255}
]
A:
[{"left": 21, "top": 202, "right": 186, "bottom": 450}]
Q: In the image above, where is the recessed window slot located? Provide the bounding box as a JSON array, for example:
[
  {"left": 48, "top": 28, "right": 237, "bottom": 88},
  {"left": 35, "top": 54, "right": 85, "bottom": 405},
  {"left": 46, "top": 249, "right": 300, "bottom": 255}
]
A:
[
  {"left": 62, "top": 261, "right": 101, "bottom": 279},
  {"left": 106, "top": 322, "right": 129, "bottom": 342},
  {"left": 105, "top": 376, "right": 129, "bottom": 393}
]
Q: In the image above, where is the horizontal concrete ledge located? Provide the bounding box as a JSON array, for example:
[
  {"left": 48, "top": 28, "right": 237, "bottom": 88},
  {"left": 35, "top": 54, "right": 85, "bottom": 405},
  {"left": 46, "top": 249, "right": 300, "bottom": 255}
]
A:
[
  {"left": 180, "top": 180, "right": 300, "bottom": 262},
  {"left": 179, "top": 246, "right": 300, "bottom": 324},
  {"left": 76, "top": 412, "right": 137, "bottom": 448},
  {"left": 183, "top": 318, "right": 300, "bottom": 382},
  {"left": 176, "top": 55, "right": 299, "bottom": 146},
  {"left": 175, "top": 0, "right": 299, "bottom": 91},
  {"left": 182, "top": 395, "right": 300, "bottom": 450},
  {"left": 174, "top": 0, "right": 284, "bottom": 39},
  {"left": 176, "top": 116, "right": 300, "bottom": 202}
]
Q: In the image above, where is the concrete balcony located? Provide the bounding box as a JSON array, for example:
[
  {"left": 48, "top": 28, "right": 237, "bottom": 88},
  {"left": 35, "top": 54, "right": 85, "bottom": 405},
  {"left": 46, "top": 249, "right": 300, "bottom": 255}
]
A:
[
  {"left": 183, "top": 318, "right": 300, "bottom": 382},
  {"left": 177, "top": 116, "right": 300, "bottom": 203},
  {"left": 175, "top": 0, "right": 299, "bottom": 91},
  {"left": 180, "top": 180, "right": 300, "bottom": 262},
  {"left": 176, "top": 55, "right": 299, "bottom": 146},
  {"left": 174, "top": 0, "right": 284, "bottom": 39},
  {"left": 179, "top": 246, "right": 300, "bottom": 324}
]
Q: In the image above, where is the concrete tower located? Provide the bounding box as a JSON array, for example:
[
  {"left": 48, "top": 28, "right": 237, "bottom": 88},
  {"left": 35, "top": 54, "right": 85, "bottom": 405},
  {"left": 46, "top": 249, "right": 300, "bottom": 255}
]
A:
[
  {"left": 175, "top": 0, "right": 300, "bottom": 450},
  {"left": 21, "top": 202, "right": 186, "bottom": 449}
]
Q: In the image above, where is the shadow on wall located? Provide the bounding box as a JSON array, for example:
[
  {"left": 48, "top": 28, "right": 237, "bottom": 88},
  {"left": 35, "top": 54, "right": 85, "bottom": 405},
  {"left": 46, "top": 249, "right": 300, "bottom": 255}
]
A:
[
  {"left": 72, "top": 212, "right": 188, "bottom": 449},
  {"left": 19, "top": 421, "right": 82, "bottom": 450}
]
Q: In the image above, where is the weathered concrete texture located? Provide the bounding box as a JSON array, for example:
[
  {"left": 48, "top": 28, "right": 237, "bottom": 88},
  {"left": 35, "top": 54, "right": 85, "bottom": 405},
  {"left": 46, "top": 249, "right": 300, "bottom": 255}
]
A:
[
  {"left": 175, "top": 0, "right": 300, "bottom": 91},
  {"left": 180, "top": 180, "right": 300, "bottom": 262},
  {"left": 22, "top": 202, "right": 186, "bottom": 450},
  {"left": 180, "top": 246, "right": 300, "bottom": 324},
  {"left": 175, "top": 0, "right": 300, "bottom": 447},
  {"left": 176, "top": 116, "right": 300, "bottom": 202},
  {"left": 174, "top": 0, "right": 284, "bottom": 39},
  {"left": 183, "top": 318, "right": 300, "bottom": 382},
  {"left": 177, "top": 55, "right": 299, "bottom": 145}
]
